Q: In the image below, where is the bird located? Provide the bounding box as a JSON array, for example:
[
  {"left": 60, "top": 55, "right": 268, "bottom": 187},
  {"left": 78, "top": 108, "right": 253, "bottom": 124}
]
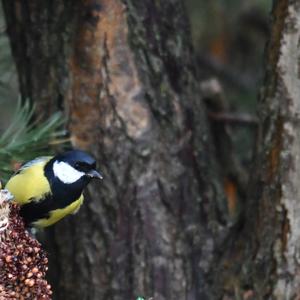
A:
[{"left": 5, "top": 150, "right": 102, "bottom": 228}]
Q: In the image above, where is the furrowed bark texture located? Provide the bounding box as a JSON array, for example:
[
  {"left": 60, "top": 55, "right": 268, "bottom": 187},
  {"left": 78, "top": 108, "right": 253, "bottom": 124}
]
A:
[
  {"left": 2, "top": 2, "right": 78, "bottom": 116},
  {"left": 219, "top": 1, "right": 300, "bottom": 299},
  {"left": 258, "top": 1, "right": 300, "bottom": 297},
  {"left": 2, "top": 0, "right": 231, "bottom": 299}
]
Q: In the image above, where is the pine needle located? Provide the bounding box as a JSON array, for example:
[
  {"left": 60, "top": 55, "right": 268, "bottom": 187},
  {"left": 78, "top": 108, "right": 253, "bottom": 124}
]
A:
[{"left": 0, "top": 100, "right": 67, "bottom": 181}]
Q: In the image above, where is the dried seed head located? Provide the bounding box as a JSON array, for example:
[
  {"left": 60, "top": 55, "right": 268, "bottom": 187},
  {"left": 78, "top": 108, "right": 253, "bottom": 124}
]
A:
[
  {"left": 0, "top": 202, "right": 52, "bottom": 298},
  {"left": 5, "top": 256, "right": 12, "bottom": 263}
]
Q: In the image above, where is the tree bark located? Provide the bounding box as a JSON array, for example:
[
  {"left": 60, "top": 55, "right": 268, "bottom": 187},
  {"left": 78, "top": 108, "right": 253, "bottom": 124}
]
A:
[
  {"left": 215, "top": 1, "right": 300, "bottom": 299},
  {"left": 246, "top": 1, "right": 300, "bottom": 298},
  {"left": 2, "top": 1, "right": 232, "bottom": 299}
]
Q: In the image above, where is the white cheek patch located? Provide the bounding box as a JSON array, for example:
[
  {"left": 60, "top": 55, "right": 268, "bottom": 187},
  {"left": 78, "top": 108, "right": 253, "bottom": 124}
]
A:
[{"left": 53, "top": 161, "right": 85, "bottom": 184}]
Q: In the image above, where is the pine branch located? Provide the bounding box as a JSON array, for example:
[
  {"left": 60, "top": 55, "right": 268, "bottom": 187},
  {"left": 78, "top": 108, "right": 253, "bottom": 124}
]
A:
[{"left": 0, "top": 100, "right": 67, "bottom": 181}]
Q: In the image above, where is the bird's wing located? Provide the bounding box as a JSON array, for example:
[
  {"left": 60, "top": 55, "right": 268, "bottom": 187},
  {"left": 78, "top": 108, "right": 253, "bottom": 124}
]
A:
[
  {"left": 16, "top": 156, "right": 52, "bottom": 174},
  {"left": 6, "top": 156, "right": 53, "bottom": 205}
]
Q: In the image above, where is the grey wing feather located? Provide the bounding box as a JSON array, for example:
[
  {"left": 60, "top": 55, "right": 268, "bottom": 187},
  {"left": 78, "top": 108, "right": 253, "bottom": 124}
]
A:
[{"left": 16, "top": 156, "right": 52, "bottom": 174}]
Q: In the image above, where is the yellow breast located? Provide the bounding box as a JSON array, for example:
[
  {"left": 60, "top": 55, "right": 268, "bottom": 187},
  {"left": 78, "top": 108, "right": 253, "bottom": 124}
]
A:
[{"left": 33, "top": 195, "right": 84, "bottom": 227}]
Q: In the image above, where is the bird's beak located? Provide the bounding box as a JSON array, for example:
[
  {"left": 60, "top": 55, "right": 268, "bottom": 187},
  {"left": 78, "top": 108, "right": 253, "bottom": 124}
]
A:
[{"left": 87, "top": 169, "right": 103, "bottom": 179}]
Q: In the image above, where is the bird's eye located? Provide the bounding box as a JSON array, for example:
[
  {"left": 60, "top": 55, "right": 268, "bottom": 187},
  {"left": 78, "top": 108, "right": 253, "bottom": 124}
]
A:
[{"left": 74, "top": 162, "right": 91, "bottom": 172}]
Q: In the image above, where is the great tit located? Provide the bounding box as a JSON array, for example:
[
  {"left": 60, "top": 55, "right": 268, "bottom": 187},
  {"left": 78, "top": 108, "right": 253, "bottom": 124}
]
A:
[{"left": 5, "top": 150, "right": 102, "bottom": 228}]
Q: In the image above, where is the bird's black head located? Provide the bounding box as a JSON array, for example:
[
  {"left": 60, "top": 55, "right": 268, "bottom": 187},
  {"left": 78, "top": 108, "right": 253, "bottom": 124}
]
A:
[{"left": 51, "top": 150, "right": 103, "bottom": 185}]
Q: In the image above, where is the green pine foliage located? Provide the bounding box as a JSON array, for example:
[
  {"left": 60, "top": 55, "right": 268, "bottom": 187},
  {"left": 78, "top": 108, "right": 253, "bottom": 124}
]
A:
[{"left": 0, "top": 101, "right": 67, "bottom": 182}]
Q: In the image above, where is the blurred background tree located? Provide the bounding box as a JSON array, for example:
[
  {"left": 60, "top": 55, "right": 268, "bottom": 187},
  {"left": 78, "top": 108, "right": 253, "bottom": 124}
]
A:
[
  {"left": 0, "top": 3, "right": 18, "bottom": 125},
  {"left": 187, "top": 0, "right": 271, "bottom": 165}
]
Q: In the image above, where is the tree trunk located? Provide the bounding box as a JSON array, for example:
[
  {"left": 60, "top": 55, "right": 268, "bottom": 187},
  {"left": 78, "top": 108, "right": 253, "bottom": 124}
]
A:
[
  {"left": 2, "top": 1, "right": 232, "bottom": 299},
  {"left": 243, "top": 1, "right": 300, "bottom": 298},
  {"left": 215, "top": 1, "right": 300, "bottom": 299}
]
